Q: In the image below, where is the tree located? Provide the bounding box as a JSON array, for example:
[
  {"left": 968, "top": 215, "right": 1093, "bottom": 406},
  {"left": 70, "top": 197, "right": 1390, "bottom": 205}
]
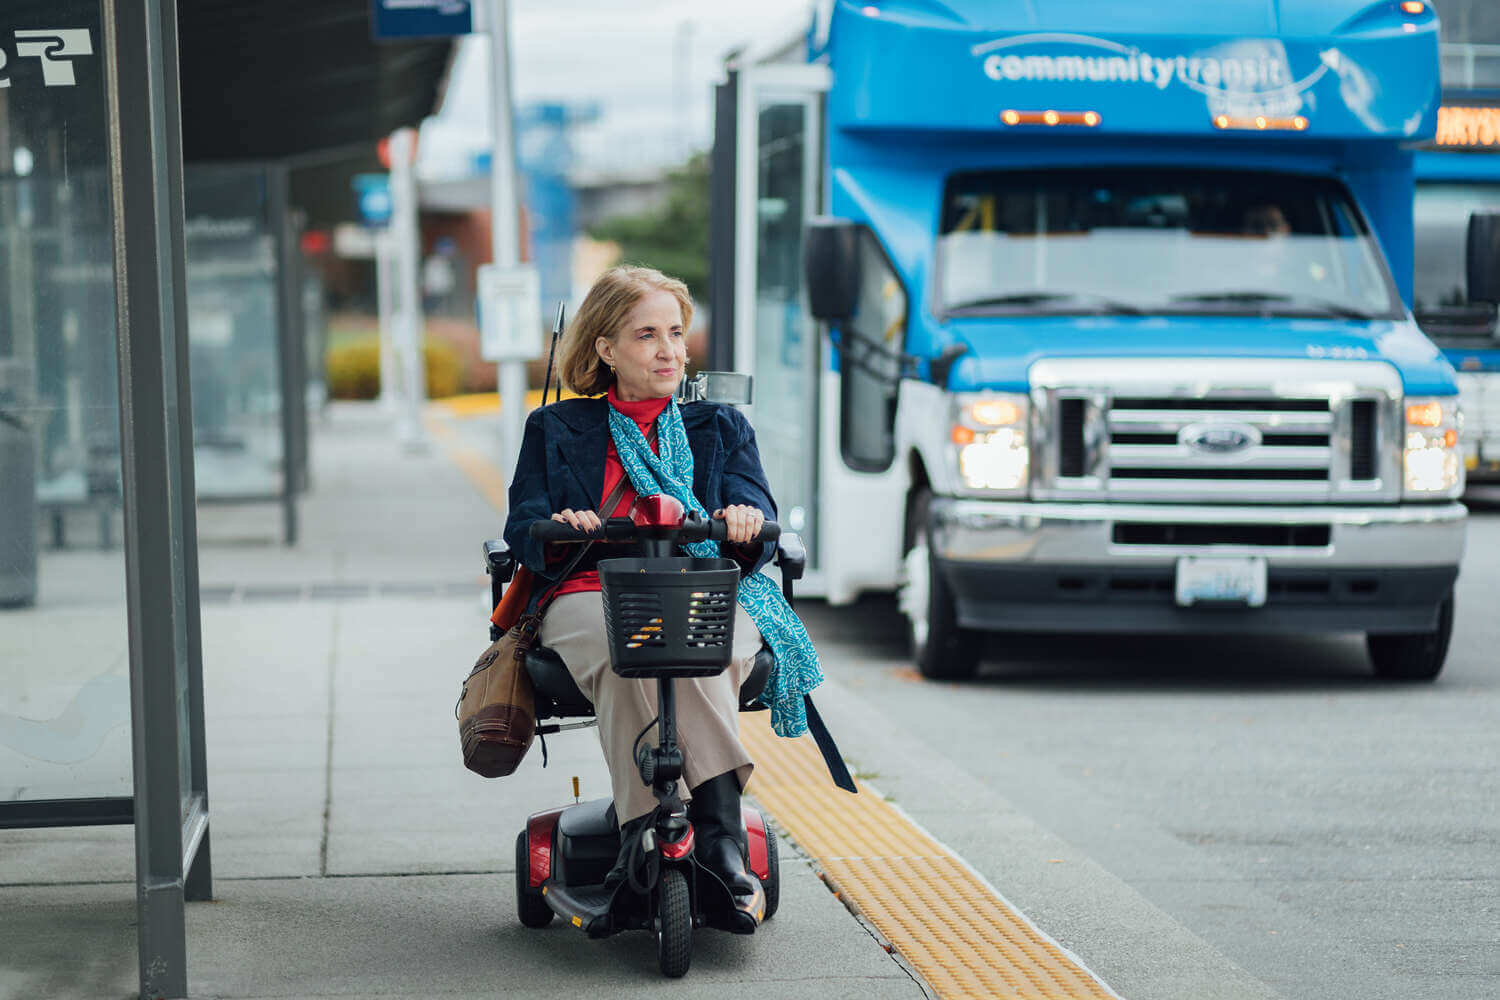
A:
[{"left": 589, "top": 154, "right": 709, "bottom": 301}]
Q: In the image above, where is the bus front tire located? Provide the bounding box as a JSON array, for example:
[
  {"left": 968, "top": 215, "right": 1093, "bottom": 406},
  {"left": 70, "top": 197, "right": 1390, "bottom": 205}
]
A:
[
  {"left": 1366, "top": 593, "right": 1453, "bottom": 682},
  {"left": 901, "top": 491, "right": 981, "bottom": 681}
]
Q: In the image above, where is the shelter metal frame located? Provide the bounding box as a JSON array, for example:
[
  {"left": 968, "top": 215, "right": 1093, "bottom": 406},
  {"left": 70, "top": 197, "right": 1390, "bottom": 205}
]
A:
[{"left": 107, "top": 0, "right": 212, "bottom": 996}]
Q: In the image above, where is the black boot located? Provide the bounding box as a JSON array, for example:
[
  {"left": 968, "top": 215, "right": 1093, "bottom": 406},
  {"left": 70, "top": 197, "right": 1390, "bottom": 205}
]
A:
[
  {"left": 604, "top": 811, "right": 653, "bottom": 889},
  {"left": 689, "top": 773, "right": 763, "bottom": 911}
]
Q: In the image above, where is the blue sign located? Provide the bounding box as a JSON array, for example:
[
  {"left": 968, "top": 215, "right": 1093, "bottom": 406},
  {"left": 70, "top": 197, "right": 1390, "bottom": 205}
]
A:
[
  {"left": 371, "top": 0, "right": 472, "bottom": 41},
  {"left": 353, "top": 174, "right": 392, "bottom": 226}
]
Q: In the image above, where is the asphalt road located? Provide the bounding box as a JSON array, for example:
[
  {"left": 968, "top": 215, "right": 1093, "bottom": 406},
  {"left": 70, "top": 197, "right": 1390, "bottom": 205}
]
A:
[{"left": 797, "top": 497, "right": 1500, "bottom": 1000}]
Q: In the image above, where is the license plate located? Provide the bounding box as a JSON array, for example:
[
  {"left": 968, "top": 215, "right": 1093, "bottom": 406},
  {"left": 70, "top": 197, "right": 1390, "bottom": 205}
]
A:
[{"left": 1175, "top": 556, "right": 1267, "bottom": 608}]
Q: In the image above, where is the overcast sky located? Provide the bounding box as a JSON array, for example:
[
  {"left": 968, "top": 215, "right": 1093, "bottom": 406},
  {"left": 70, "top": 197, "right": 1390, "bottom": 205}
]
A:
[{"left": 419, "top": 0, "right": 816, "bottom": 178}]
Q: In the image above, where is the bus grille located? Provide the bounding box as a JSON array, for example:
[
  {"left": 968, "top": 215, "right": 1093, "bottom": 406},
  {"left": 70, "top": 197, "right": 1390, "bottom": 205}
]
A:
[
  {"left": 1031, "top": 359, "right": 1402, "bottom": 504},
  {"left": 1106, "top": 396, "right": 1331, "bottom": 490}
]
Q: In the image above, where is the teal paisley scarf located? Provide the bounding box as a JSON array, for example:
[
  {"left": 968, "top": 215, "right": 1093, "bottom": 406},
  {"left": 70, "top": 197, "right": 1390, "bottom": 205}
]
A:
[{"left": 607, "top": 397, "right": 822, "bottom": 737}]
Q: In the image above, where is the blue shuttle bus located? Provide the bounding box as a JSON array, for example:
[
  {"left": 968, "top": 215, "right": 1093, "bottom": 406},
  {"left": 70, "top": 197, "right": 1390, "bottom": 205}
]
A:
[
  {"left": 1414, "top": 89, "right": 1500, "bottom": 483},
  {"left": 711, "top": 0, "right": 1474, "bottom": 681}
]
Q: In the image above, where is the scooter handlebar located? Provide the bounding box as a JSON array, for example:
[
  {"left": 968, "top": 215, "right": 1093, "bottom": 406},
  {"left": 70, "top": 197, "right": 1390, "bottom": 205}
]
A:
[{"left": 529, "top": 514, "right": 780, "bottom": 545}]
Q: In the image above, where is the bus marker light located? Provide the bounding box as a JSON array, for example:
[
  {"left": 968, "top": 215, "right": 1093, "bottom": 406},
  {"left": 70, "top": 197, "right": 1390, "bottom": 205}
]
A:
[{"left": 999, "top": 109, "right": 1101, "bottom": 127}]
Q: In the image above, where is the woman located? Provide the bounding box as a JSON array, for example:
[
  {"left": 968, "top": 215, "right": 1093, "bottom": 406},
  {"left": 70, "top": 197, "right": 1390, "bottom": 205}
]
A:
[{"left": 502, "top": 265, "right": 820, "bottom": 901}]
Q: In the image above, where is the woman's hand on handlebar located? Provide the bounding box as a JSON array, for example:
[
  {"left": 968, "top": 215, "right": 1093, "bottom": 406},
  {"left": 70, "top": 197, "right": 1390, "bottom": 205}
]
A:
[
  {"left": 551, "top": 508, "right": 602, "bottom": 534},
  {"left": 713, "top": 504, "right": 766, "bottom": 546}
]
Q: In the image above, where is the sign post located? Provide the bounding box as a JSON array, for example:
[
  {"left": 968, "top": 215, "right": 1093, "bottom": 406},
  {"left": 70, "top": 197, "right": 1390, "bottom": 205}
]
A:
[
  {"left": 373, "top": 0, "right": 537, "bottom": 472},
  {"left": 372, "top": 2, "right": 479, "bottom": 450},
  {"left": 374, "top": 229, "right": 400, "bottom": 413},
  {"left": 387, "top": 126, "right": 427, "bottom": 452},
  {"left": 479, "top": 0, "right": 539, "bottom": 478},
  {"left": 354, "top": 172, "right": 401, "bottom": 414}
]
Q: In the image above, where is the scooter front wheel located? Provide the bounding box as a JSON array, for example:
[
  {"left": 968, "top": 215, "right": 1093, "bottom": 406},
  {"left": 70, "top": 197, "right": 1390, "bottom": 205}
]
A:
[{"left": 656, "top": 868, "right": 692, "bottom": 978}]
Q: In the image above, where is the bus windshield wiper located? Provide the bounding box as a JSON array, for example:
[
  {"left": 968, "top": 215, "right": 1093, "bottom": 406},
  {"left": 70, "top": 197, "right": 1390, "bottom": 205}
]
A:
[
  {"left": 945, "top": 291, "right": 1143, "bottom": 315},
  {"left": 1169, "top": 291, "right": 1379, "bottom": 320}
]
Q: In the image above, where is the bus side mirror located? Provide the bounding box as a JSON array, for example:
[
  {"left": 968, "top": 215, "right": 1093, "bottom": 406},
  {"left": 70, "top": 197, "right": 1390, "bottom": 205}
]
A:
[
  {"left": 1466, "top": 213, "right": 1500, "bottom": 304},
  {"left": 803, "top": 217, "right": 861, "bottom": 321}
]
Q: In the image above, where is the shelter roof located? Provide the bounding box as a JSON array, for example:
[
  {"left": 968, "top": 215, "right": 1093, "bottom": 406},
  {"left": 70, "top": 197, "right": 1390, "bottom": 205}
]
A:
[{"left": 178, "top": 0, "right": 453, "bottom": 162}]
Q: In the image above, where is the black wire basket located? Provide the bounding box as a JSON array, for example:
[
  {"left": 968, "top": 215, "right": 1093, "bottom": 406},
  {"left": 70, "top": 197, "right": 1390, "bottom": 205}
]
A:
[{"left": 598, "top": 557, "right": 740, "bottom": 678}]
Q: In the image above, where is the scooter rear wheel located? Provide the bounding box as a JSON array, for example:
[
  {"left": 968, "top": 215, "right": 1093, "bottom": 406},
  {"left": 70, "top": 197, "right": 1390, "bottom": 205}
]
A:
[
  {"left": 761, "top": 824, "right": 780, "bottom": 920},
  {"left": 514, "top": 831, "right": 554, "bottom": 928},
  {"left": 656, "top": 868, "right": 692, "bottom": 978}
]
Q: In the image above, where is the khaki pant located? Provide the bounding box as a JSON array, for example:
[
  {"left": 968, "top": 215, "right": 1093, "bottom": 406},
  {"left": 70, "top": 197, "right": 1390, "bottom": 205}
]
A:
[{"left": 540, "top": 590, "right": 763, "bottom": 825}]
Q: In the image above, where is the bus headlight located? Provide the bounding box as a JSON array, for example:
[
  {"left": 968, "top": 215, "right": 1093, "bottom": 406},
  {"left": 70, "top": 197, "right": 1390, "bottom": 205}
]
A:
[
  {"left": 1403, "top": 396, "right": 1463, "bottom": 498},
  {"left": 952, "top": 393, "right": 1029, "bottom": 493}
]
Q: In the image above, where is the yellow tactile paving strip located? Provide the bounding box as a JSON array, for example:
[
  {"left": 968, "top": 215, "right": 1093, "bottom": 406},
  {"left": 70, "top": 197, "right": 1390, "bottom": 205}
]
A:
[
  {"left": 433, "top": 428, "right": 1119, "bottom": 999},
  {"left": 425, "top": 418, "right": 512, "bottom": 512},
  {"left": 432, "top": 388, "right": 583, "bottom": 419},
  {"left": 742, "top": 714, "right": 1120, "bottom": 1000}
]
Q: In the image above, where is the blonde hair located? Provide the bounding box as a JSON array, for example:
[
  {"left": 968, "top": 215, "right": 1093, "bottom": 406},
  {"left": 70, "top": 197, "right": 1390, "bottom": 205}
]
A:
[{"left": 557, "top": 265, "right": 695, "bottom": 396}]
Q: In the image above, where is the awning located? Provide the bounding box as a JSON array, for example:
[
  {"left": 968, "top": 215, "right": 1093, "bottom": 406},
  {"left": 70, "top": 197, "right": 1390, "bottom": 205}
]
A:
[{"left": 178, "top": 0, "right": 453, "bottom": 162}]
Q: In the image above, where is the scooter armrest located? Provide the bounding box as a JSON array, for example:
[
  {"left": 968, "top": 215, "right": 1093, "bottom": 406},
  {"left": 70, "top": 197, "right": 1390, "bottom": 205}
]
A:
[
  {"left": 482, "top": 539, "right": 515, "bottom": 583},
  {"left": 775, "top": 532, "right": 806, "bottom": 582}
]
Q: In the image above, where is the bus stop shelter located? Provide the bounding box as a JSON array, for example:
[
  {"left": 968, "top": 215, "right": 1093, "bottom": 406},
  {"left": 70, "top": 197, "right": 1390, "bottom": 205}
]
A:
[{"left": 0, "top": 2, "right": 449, "bottom": 996}]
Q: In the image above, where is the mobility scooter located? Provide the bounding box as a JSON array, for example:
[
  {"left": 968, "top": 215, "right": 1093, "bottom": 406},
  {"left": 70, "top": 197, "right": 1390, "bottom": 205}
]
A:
[{"left": 482, "top": 496, "right": 806, "bottom": 977}]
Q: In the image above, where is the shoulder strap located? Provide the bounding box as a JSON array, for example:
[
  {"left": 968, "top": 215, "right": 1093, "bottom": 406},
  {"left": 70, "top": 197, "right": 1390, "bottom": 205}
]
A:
[
  {"left": 597, "top": 464, "right": 634, "bottom": 522},
  {"left": 804, "top": 695, "right": 857, "bottom": 794},
  {"left": 534, "top": 419, "right": 664, "bottom": 609}
]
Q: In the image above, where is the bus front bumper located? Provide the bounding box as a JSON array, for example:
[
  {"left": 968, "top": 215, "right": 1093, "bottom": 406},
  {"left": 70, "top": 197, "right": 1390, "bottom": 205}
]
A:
[{"left": 928, "top": 499, "right": 1466, "bottom": 635}]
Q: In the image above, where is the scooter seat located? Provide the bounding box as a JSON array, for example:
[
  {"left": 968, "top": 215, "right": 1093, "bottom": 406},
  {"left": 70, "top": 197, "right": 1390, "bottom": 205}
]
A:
[
  {"left": 526, "top": 643, "right": 774, "bottom": 722},
  {"left": 525, "top": 646, "right": 595, "bottom": 718}
]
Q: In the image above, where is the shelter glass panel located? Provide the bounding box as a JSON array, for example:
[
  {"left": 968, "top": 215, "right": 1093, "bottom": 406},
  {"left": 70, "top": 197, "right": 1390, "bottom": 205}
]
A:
[
  {"left": 0, "top": 6, "right": 134, "bottom": 807},
  {"left": 185, "top": 167, "right": 284, "bottom": 501}
]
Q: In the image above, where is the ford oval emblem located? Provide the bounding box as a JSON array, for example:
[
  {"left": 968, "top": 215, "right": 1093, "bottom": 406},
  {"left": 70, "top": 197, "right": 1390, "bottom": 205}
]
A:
[{"left": 1180, "top": 422, "right": 1261, "bottom": 455}]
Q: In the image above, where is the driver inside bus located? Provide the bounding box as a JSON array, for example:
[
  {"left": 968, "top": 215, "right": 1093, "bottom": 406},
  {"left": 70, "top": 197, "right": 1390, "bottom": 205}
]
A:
[
  {"left": 502, "top": 265, "right": 823, "bottom": 900},
  {"left": 1241, "top": 202, "right": 1292, "bottom": 237}
]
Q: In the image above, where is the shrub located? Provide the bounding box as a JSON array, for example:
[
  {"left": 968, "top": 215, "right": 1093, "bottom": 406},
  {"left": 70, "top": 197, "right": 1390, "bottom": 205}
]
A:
[
  {"left": 423, "top": 339, "right": 463, "bottom": 399},
  {"left": 325, "top": 337, "right": 381, "bottom": 400},
  {"left": 325, "top": 334, "right": 463, "bottom": 400}
]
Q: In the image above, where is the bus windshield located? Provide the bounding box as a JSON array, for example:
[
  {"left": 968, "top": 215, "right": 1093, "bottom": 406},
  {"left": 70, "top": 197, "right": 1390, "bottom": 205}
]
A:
[{"left": 936, "top": 168, "right": 1403, "bottom": 321}]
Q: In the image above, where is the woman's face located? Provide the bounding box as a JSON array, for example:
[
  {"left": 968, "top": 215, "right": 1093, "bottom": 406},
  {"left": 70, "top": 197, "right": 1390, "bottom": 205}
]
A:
[{"left": 596, "top": 289, "right": 687, "bottom": 401}]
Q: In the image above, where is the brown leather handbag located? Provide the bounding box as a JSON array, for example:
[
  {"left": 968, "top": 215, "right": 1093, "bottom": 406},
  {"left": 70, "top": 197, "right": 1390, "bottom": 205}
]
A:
[
  {"left": 457, "top": 472, "right": 634, "bottom": 777},
  {"left": 457, "top": 621, "right": 540, "bottom": 778},
  {"left": 457, "top": 545, "right": 591, "bottom": 778}
]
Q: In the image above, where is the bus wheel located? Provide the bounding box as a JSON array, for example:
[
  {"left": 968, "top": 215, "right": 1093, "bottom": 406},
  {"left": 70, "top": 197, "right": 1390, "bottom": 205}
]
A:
[
  {"left": 1367, "top": 593, "right": 1453, "bottom": 682},
  {"left": 901, "top": 490, "right": 981, "bottom": 680}
]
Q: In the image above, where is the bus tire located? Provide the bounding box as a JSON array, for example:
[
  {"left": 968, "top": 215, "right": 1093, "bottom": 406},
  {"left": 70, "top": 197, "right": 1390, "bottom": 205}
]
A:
[
  {"left": 902, "top": 490, "right": 981, "bottom": 680},
  {"left": 1366, "top": 592, "right": 1453, "bottom": 682}
]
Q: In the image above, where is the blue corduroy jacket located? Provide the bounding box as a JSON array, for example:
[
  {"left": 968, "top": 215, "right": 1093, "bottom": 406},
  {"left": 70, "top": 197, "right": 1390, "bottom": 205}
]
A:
[{"left": 502, "top": 396, "right": 778, "bottom": 605}]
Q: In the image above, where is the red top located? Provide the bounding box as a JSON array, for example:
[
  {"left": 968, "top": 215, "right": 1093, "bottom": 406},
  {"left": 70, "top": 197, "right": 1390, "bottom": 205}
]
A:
[{"left": 547, "top": 386, "right": 670, "bottom": 601}]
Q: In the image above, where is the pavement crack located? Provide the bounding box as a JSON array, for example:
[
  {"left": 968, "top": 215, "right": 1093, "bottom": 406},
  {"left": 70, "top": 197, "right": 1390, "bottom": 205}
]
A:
[{"left": 318, "top": 602, "right": 341, "bottom": 878}]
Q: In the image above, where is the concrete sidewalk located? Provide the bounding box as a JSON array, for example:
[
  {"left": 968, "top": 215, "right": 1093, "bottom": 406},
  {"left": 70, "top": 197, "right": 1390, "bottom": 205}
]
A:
[{"left": 1, "top": 403, "right": 923, "bottom": 1000}]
